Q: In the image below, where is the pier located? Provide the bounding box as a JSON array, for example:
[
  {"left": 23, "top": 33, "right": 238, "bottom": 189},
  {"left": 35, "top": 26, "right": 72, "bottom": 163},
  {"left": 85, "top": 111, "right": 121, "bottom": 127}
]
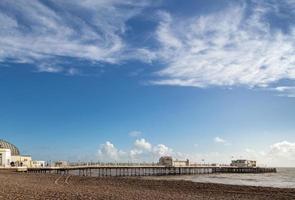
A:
[{"left": 27, "top": 165, "right": 277, "bottom": 176}]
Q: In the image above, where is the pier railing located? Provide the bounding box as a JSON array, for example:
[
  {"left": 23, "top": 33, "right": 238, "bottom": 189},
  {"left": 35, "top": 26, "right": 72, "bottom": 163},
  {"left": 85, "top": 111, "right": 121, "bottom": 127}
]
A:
[
  {"left": 27, "top": 165, "right": 277, "bottom": 177},
  {"left": 68, "top": 162, "right": 160, "bottom": 167}
]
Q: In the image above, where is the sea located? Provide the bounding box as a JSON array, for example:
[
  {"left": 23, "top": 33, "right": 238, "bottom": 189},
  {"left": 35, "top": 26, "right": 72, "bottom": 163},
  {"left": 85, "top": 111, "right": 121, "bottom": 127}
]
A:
[{"left": 151, "top": 168, "right": 295, "bottom": 188}]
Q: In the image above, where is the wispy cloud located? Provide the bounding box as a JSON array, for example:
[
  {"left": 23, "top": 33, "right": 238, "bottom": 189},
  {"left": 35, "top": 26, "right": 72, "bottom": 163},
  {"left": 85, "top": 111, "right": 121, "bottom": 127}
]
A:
[
  {"left": 2, "top": 0, "right": 295, "bottom": 98},
  {"left": 128, "top": 130, "right": 142, "bottom": 137},
  {"left": 151, "top": 1, "right": 295, "bottom": 91},
  {"left": 0, "top": 0, "right": 152, "bottom": 72},
  {"left": 214, "top": 137, "right": 230, "bottom": 145},
  {"left": 214, "top": 137, "right": 226, "bottom": 144},
  {"left": 272, "top": 86, "right": 295, "bottom": 97}
]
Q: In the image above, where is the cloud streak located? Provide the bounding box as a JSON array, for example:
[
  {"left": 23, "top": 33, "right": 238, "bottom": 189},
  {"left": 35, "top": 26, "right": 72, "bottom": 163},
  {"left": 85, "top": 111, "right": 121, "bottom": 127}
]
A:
[
  {"left": 151, "top": 1, "right": 295, "bottom": 91},
  {"left": 214, "top": 137, "right": 230, "bottom": 146},
  {"left": 214, "top": 137, "right": 226, "bottom": 144},
  {"left": 0, "top": 0, "right": 151, "bottom": 72},
  {"left": 272, "top": 86, "right": 295, "bottom": 97},
  {"left": 128, "top": 130, "right": 142, "bottom": 137},
  {"left": 1, "top": 0, "right": 295, "bottom": 97}
]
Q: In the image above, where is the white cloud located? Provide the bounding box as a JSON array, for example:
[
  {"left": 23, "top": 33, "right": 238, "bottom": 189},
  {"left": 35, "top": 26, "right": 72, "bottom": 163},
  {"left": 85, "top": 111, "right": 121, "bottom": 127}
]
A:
[
  {"left": 66, "top": 68, "right": 80, "bottom": 76},
  {"left": 37, "top": 64, "right": 64, "bottom": 73},
  {"left": 156, "top": 12, "right": 183, "bottom": 49},
  {"left": 151, "top": 2, "right": 295, "bottom": 91},
  {"left": 129, "top": 149, "right": 143, "bottom": 158},
  {"left": 272, "top": 86, "right": 295, "bottom": 97},
  {"left": 245, "top": 148, "right": 255, "bottom": 153},
  {"left": 97, "top": 138, "right": 295, "bottom": 167},
  {"left": 214, "top": 137, "right": 228, "bottom": 144},
  {"left": 97, "top": 141, "right": 126, "bottom": 162},
  {"left": 0, "top": 0, "right": 152, "bottom": 72},
  {"left": 269, "top": 141, "right": 295, "bottom": 157},
  {"left": 134, "top": 138, "right": 152, "bottom": 151},
  {"left": 128, "top": 130, "right": 142, "bottom": 137},
  {"left": 241, "top": 141, "right": 295, "bottom": 167},
  {"left": 97, "top": 138, "right": 178, "bottom": 162},
  {"left": 3, "top": 0, "right": 295, "bottom": 97},
  {"left": 152, "top": 144, "right": 173, "bottom": 157}
]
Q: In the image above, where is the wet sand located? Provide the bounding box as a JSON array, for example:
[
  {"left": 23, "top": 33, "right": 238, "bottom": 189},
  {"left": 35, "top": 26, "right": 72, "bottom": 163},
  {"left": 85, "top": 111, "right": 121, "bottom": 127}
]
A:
[{"left": 1, "top": 171, "right": 295, "bottom": 200}]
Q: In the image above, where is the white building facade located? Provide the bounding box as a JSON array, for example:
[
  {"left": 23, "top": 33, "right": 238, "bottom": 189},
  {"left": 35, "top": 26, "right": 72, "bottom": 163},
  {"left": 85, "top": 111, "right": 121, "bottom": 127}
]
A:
[
  {"left": 31, "top": 160, "right": 46, "bottom": 168},
  {"left": 159, "top": 156, "right": 190, "bottom": 167},
  {"left": 0, "top": 148, "right": 11, "bottom": 167},
  {"left": 0, "top": 139, "right": 46, "bottom": 168},
  {"left": 231, "top": 160, "right": 256, "bottom": 167}
]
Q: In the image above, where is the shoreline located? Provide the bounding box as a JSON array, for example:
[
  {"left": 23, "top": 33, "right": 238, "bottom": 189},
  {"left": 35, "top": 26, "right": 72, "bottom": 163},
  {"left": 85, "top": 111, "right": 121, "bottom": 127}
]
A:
[
  {"left": 1, "top": 172, "right": 295, "bottom": 199},
  {"left": 144, "top": 173, "right": 295, "bottom": 189}
]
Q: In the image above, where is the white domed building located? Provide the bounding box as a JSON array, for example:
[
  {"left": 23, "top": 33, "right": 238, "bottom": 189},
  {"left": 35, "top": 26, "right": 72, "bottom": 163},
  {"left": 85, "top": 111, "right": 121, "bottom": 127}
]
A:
[{"left": 0, "top": 139, "right": 39, "bottom": 168}]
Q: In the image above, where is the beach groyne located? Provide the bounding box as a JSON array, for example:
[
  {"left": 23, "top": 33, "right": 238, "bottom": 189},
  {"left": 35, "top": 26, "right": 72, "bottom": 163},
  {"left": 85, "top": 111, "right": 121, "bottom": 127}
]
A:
[{"left": 27, "top": 166, "right": 277, "bottom": 177}]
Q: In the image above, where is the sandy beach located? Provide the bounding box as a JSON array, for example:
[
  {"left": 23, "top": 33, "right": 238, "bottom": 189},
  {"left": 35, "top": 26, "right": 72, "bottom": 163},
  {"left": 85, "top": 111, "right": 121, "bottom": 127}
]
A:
[{"left": 1, "top": 172, "right": 295, "bottom": 200}]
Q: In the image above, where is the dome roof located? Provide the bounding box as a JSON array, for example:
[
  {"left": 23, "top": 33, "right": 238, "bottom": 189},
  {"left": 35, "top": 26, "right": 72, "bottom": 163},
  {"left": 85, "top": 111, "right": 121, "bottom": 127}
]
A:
[{"left": 0, "top": 139, "right": 20, "bottom": 156}]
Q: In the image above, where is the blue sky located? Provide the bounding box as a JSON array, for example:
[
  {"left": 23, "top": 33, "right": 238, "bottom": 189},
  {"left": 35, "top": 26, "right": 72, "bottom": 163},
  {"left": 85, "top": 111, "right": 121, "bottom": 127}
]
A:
[{"left": 1, "top": 0, "right": 295, "bottom": 166}]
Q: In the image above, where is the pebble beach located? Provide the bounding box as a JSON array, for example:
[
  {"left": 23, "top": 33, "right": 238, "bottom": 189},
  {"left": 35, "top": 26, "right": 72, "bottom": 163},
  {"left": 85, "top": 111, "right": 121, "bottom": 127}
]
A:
[{"left": 1, "top": 171, "right": 295, "bottom": 200}]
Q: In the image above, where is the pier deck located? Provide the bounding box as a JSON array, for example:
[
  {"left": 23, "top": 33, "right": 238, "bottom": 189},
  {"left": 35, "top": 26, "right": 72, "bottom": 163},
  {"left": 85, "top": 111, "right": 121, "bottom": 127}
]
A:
[{"left": 27, "top": 165, "right": 277, "bottom": 176}]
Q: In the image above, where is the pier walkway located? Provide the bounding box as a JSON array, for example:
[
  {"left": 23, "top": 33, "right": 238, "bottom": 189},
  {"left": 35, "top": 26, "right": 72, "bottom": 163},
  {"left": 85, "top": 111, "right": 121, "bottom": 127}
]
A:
[{"left": 27, "top": 165, "right": 277, "bottom": 177}]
